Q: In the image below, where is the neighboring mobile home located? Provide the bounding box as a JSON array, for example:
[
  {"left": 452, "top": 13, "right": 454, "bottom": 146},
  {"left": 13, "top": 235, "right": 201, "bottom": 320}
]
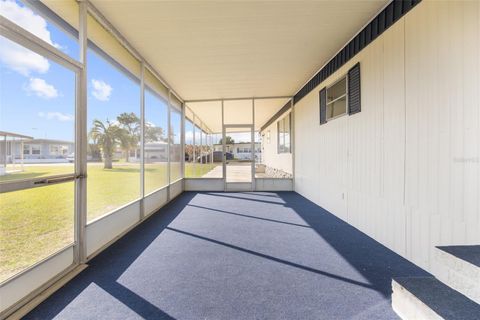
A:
[{"left": 1, "top": 138, "right": 74, "bottom": 163}]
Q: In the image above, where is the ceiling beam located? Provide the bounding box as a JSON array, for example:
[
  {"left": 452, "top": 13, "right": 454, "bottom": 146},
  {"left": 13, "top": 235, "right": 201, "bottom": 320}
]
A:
[{"left": 184, "top": 95, "right": 293, "bottom": 103}]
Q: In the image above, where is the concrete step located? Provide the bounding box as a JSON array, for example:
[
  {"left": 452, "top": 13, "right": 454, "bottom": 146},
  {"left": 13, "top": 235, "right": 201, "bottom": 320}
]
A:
[
  {"left": 435, "top": 245, "right": 480, "bottom": 305},
  {"left": 392, "top": 277, "right": 480, "bottom": 320}
]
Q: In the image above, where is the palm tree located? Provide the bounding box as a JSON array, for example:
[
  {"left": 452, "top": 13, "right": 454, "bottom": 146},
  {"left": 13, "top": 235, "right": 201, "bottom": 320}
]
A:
[
  {"left": 90, "top": 119, "right": 123, "bottom": 169},
  {"left": 219, "top": 136, "right": 235, "bottom": 145}
]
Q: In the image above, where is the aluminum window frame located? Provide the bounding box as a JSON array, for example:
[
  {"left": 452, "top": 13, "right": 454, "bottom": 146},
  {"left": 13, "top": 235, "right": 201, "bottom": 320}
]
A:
[
  {"left": 0, "top": 1, "right": 186, "bottom": 317},
  {"left": 0, "top": 11, "right": 82, "bottom": 293},
  {"left": 325, "top": 74, "right": 348, "bottom": 121},
  {"left": 183, "top": 104, "right": 219, "bottom": 179},
  {"left": 277, "top": 113, "right": 291, "bottom": 154}
]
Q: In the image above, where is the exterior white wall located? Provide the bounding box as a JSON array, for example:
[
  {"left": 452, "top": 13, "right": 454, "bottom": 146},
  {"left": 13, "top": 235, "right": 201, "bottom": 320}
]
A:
[
  {"left": 261, "top": 111, "right": 293, "bottom": 175},
  {"left": 185, "top": 178, "right": 224, "bottom": 191},
  {"left": 294, "top": 0, "right": 480, "bottom": 275},
  {"left": 255, "top": 178, "right": 293, "bottom": 191},
  {"left": 213, "top": 143, "right": 261, "bottom": 160}
]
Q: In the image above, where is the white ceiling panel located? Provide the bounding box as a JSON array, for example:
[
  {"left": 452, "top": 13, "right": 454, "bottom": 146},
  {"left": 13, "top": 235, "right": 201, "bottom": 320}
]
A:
[
  {"left": 187, "top": 98, "right": 289, "bottom": 133},
  {"left": 88, "top": 0, "right": 388, "bottom": 101}
]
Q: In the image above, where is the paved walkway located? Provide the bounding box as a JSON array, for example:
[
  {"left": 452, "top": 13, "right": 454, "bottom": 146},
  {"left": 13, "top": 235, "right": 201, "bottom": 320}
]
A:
[{"left": 202, "top": 163, "right": 253, "bottom": 182}]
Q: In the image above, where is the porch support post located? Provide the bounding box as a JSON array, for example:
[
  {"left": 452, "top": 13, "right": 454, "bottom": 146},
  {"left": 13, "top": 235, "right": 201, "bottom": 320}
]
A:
[
  {"left": 139, "top": 61, "right": 145, "bottom": 219},
  {"left": 181, "top": 102, "right": 185, "bottom": 183},
  {"left": 222, "top": 100, "right": 226, "bottom": 190},
  {"left": 291, "top": 99, "right": 295, "bottom": 191},
  {"left": 251, "top": 99, "right": 255, "bottom": 191},
  {"left": 200, "top": 122, "right": 203, "bottom": 167},
  {"left": 167, "top": 90, "right": 171, "bottom": 200},
  {"left": 76, "top": 0, "right": 88, "bottom": 264},
  {"left": 192, "top": 114, "right": 196, "bottom": 177}
]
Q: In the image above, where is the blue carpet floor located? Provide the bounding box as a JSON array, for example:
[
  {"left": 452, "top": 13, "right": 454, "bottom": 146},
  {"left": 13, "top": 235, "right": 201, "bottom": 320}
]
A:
[{"left": 25, "top": 192, "right": 429, "bottom": 319}]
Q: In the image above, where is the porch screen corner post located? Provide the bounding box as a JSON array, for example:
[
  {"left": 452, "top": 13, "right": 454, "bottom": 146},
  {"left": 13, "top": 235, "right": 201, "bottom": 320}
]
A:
[
  {"left": 75, "top": 0, "right": 88, "bottom": 264},
  {"left": 221, "top": 100, "right": 226, "bottom": 190},
  {"left": 167, "top": 90, "right": 172, "bottom": 200},
  {"left": 139, "top": 61, "right": 145, "bottom": 219},
  {"left": 181, "top": 102, "right": 185, "bottom": 183},
  {"left": 291, "top": 99, "right": 295, "bottom": 191},
  {"left": 251, "top": 98, "right": 255, "bottom": 191}
]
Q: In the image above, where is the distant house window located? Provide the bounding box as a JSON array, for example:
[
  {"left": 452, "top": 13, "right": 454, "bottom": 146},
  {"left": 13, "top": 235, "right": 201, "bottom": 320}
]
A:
[
  {"left": 23, "top": 144, "right": 30, "bottom": 155},
  {"left": 50, "top": 145, "right": 69, "bottom": 156},
  {"left": 31, "top": 145, "right": 41, "bottom": 155},
  {"left": 237, "top": 147, "right": 251, "bottom": 153},
  {"left": 326, "top": 76, "right": 347, "bottom": 120},
  {"left": 277, "top": 113, "right": 291, "bottom": 154},
  {"left": 24, "top": 144, "right": 41, "bottom": 155}
]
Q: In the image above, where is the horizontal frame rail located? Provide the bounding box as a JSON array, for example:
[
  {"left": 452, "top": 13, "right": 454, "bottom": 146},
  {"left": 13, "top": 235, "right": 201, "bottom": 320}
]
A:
[
  {"left": 0, "top": 174, "right": 77, "bottom": 194},
  {"left": 184, "top": 95, "right": 293, "bottom": 103},
  {"left": 0, "top": 16, "right": 82, "bottom": 73}
]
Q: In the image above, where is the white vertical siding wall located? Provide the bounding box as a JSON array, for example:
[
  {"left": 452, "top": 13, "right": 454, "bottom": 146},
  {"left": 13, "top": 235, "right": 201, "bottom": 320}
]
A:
[
  {"left": 261, "top": 111, "right": 293, "bottom": 175},
  {"left": 294, "top": 0, "right": 480, "bottom": 275}
]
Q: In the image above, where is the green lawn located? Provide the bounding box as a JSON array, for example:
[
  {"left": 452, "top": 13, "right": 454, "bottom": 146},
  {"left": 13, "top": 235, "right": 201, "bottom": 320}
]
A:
[{"left": 0, "top": 162, "right": 217, "bottom": 282}]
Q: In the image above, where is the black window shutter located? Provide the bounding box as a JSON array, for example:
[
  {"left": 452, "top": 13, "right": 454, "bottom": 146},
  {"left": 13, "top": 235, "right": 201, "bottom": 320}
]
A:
[
  {"left": 348, "top": 63, "right": 361, "bottom": 115},
  {"left": 319, "top": 87, "right": 327, "bottom": 124}
]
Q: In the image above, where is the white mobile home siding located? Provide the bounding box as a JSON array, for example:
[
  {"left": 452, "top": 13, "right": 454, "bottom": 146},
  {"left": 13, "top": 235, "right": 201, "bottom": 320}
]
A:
[
  {"left": 294, "top": 0, "right": 480, "bottom": 276},
  {"left": 261, "top": 111, "right": 293, "bottom": 175}
]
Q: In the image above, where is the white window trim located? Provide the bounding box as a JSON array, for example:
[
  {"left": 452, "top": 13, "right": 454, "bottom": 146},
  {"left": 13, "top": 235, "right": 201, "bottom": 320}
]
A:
[
  {"left": 277, "top": 113, "right": 291, "bottom": 154},
  {"left": 325, "top": 74, "right": 348, "bottom": 122}
]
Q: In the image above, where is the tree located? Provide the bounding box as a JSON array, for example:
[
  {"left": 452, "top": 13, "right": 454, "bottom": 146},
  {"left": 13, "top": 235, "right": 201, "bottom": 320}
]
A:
[
  {"left": 89, "top": 119, "right": 123, "bottom": 169},
  {"left": 116, "top": 112, "right": 140, "bottom": 162},
  {"left": 145, "top": 123, "right": 165, "bottom": 143},
  {"left": 219, "top": 136, "right": 234, "bottom": 145},
  {"left": 88, "top": 142, "right": 101, "bottom": 161}
]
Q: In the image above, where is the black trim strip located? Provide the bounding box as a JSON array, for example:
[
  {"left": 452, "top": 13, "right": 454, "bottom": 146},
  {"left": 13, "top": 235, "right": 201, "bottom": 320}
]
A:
[
  {"left": 293, "top": 0, "right": 421, "bottom": 105},
  {"left": 260, "top": 100, "right": 292, "bottom": 132}
]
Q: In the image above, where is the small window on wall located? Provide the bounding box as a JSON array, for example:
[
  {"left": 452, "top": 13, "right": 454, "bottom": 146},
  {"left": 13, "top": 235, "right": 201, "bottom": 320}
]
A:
[
  {"left": 320, "top": 63, "right": 361, "bottom": 125},
  {"left": 50, "top": 145, "right": 67, "bottom": 156},
  {"left": 277, "top": 113, "right": 291, "bottom": 154},
  {"left": 31, "top": 145, "right": 41, "bottom": 155},
  {"left": 326, "top": 77, "right": 347, "bottom": 120}
]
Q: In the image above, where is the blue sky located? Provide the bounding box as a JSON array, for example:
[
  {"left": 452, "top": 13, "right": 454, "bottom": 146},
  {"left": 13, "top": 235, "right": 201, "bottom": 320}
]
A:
[
  {"left": 0, "top": 0, "right": 178, "bottom": 144},
  {"left": 0, "top": 0, "right": 242, "bottom": 147}
]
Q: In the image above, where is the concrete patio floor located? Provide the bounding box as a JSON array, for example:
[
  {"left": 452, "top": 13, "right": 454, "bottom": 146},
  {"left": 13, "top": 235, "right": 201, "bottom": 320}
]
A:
[{"left": 201, "top": 163, "right": 253, "bottom": 182}]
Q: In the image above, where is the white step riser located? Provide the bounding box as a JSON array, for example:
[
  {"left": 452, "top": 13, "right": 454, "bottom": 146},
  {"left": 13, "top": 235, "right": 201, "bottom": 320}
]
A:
[
  {"left": 391, "top": 280, "right": 442, "bottom": 320},
  {"left": 434, "top": 249, "right": 480, "bottom": 305}
]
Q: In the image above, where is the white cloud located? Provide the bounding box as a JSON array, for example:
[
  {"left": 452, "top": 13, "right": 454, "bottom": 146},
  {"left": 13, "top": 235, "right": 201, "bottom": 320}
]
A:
[
  {"left": 0, "top": 0, "right": 58, "bottom": 76},
  {"left": 91, "top": 79, "right": 112, "bottom": 101},
  {"left": 0, "top": 0, "right": 56, "bottom": 44},
  {"left": 25, "top": 77, "right": 58, "bottom": 99},
  {"left": 0, "top": 40, "right": 49, "bottom": 76},
  {"left": 185, "top": 130, "right": 193, "bottom": 144},
  {"left": 38, "top": 111, "right": 73, "bottom": 122}
]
